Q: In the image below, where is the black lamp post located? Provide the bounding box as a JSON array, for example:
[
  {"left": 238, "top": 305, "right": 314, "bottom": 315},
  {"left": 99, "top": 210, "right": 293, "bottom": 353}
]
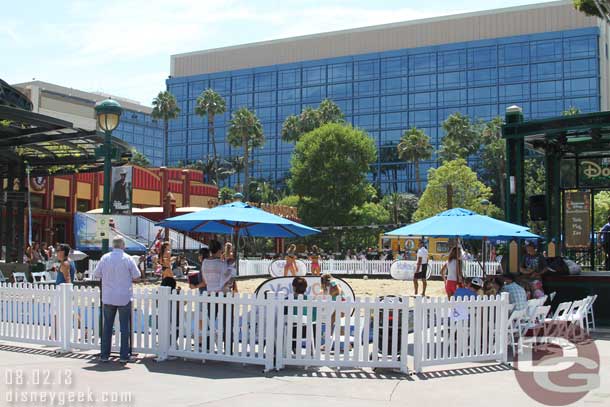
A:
[{"left": 94, "top": 99, "right": 122, "bottom": 253}]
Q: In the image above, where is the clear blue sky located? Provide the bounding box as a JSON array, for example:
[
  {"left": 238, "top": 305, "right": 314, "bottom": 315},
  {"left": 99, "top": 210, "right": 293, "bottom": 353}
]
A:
[{"left": 1, "top": 0, "right": 556, "bottom": 106}]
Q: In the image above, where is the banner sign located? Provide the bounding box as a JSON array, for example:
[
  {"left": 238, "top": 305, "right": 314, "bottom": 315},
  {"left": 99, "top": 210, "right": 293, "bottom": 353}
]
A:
[
  {"left": 269, "top": 259, "right": 307, "bottom": 277},
  {"left": 579, "top": 159, "right": 610, "bottom": 188},
  {"left": 110, "top": 166, "right": 132, "bottom": 214},
  {"left": 563, "top": 191, "right": 591, "bottom": 249},
  {"left": 254, "top": 276, "right": 355, "bottom": 301},
  {"left": 390, "top": 261, "right": 416, "bottom": 280}
]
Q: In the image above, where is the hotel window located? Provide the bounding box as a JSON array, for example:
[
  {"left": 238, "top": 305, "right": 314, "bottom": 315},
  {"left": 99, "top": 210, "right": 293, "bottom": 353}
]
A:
[
  {"left": 279, "top": 89, "right": 299, "bottom": 104},
  {"left": 498, "top": 42, "right": 529, "bottom": 65},
  {"left": 354, "top": 60, "right": 378, "bottom": 80},
  {"left": 564, "top": 58, "right": 597, "bottom": 77},
  {"left": 468, "top": 46, "right": 497, "bottom": 68},
  {"left": 409, "top": 53, "right": 436, "bottom": 74},
  {"left": 278, "top": 69, "right": 301, "bottom": 88},
  {"left": 564, "top": 97, "right": 598, "bottom": 113},
  {"left": 303, "top": 66, "right": 325, "bottom": 85},
  {"left": 381, "top": 95, "right": 407, "bottom": 111},
  {"left": 531, "top": 81, "right": 563, "bottom": 99},
  {"left": 255, "top": 72, "right": 275, "bottom": 91},
  {"left": 232, "top": 75, "right": 252, "bottom": 93},
  {"left": 302, "top": 86, "right": 324, "bottom": 102},
  {"left": 381, "top": 56, "right": 407, "bottom": 77},
  {"left": 381, "top": 77, "right": 407, "bottom": 94},
  {"left": 469, "top": 86, "right": 496, "bottom": 104},
  {"left": 353, "top": 97, "right": 378, "bottom": 113},
  {"left": 498, "top": 65, "right": 529, "bottom": 83},
  {"left": 531, "top": 62, "right": 562, "bottom": 81},
  {"left": 564, "top": 78, "right": 597, "bottom": 97},
  {"left": 564, "top": 36, "right": 596, "bottom": 59},
  {"left": 354, "top": 80, "right": 379, "bottom": 97},
  {"left": 531, "top": 39, "right": 562, "bottom": 62},
  {"left": 438, "top": 71, "right": 467, "bottom": 89},
  {"left": 409, "top": 74, "right": 436, "bottom": 91},
  {"left": 210, "top": 78, "right": 230, "bottom": 93},
  {"left": 328, "top": 83, "right": 351, "bottom": 98},
  {"left": 499, "top": 83, "right": 529, "bottom": 100},
  {"left": 438, "top": 49, "right": 467, "bottom": 71},
  {"left": 328, "top": 63, "right": 352, "bottom": 82},
  {"left": 409, "top": 92, "right": 436, "bottom": 109}
]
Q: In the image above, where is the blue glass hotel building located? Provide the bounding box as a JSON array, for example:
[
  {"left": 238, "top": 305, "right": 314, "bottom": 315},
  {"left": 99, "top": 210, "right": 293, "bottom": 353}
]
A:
[{"left": 168, "top": 1, "right": 610, "bottom": 192}]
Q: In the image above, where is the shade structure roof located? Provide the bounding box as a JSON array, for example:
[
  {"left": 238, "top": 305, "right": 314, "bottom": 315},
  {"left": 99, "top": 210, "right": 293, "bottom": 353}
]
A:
[
  {"left": 385, "top": 208, "right": 539, "bottom": 239},
  {"left": 156, "top": 201, "right": 320, "bottom": 238},
  {"left": 0, "top": 104, "right": 131, "bottom": 177}
]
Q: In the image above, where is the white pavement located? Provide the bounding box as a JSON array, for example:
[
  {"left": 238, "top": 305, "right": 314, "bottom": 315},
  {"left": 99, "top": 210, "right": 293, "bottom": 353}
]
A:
[{"left": 0, "top": 334, "right": 609, "bottom": 407}]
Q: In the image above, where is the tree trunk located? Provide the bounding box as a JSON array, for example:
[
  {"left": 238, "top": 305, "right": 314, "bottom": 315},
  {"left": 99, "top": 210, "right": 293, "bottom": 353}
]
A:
[
  {"left": 415, "top": 158, "right": 421, "bottom": 195},
  {"left": 164, "top": 119, "right": 169, "bottom": 166},
  {"left": 243, "top": 136, "right": 249, "bottom": 200},
  {"left": 209, "top": 113, "right": 217, "bottom": 184}
]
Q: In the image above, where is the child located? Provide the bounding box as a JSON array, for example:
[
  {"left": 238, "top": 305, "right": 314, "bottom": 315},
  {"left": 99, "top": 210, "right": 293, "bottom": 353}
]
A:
[{"left": 222, "top": 242, "right": 238, "bottom": 293}]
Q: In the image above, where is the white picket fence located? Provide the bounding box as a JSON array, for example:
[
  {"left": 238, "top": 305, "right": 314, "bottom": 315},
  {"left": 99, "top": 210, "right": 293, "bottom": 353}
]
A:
[{"left": 0, "top": 283, "right": 509, "bottom": 372}]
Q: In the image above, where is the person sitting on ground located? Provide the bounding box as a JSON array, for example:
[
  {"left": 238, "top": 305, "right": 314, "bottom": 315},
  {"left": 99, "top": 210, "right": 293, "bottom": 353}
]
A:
[{"left": 500, "top": 272, "right": 528, "bottom": 311}]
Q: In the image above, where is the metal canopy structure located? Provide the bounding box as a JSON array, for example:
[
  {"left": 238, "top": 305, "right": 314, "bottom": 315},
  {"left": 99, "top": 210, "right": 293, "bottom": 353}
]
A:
[
  {"left": 502, "top": 107, "right": 610, "bottom": 269},
  {"left": 0, "top": 80, "right": 132, "bottom": 263}
]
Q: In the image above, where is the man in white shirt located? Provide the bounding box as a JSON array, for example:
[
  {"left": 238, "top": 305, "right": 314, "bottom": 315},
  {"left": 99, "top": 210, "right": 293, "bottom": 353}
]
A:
[
  {"left": 414, "top": 239, "right": 429, "bottom": 296},
  {"left": 94, "top": 236, "right": 140, "bottom": 363}
]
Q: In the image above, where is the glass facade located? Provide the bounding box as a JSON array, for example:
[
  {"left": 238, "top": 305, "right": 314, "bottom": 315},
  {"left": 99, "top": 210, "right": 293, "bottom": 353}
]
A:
[
  {"left": 167, "top": 27, "right": 601, "bottom": 193},
  {"left": 114, "top": 109, "right": 165, "bottom": 167}
]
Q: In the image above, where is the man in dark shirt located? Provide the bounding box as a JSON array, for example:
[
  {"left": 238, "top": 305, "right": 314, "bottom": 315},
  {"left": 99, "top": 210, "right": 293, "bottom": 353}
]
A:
[{"left": 520, "top": 240, "right": 548, "bottom": 279}]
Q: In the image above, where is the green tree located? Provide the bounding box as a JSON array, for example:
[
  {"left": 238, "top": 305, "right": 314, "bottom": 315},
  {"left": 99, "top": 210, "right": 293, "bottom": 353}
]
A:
[
  {"left": 151, "top": 91, "right": 180, "bottom": 166},
  {"left": 345, "top": 202, "right": 392, "bottom": 249},
  {"left": 277, "top": 194, "right": 300, "bottom": 207},
  {"left": 289, "top": 123, "right": 377, "bottom": 227},
  {"left": 380, "top": 192, "right": 419, "bottom": 224},
  {"left": 438, "top": 113, "right": 481, "bottom": 163},
  {"left": 594, "top": 191, "right": 610, "bottom": 230},
  {"left": 281, "top": 99, "right": 344, "bottom": 143},
  {"left": 229, "top": 155, "right": 246, "bottom": 190},
  {"left": 572, "top": 0, "right": 609, "bottom": 18},
  {"left": 227, "top": 108, "right": 264, "bottom": 200},
  {"left": 218, "top": 186, "right": 236, "bottom": 203},
  {"left": 129, "top": 150, "right": 150, "bottom": 167},
  {"left": 397, "top": 127, "right": 434, "bottom": 194},
  {"left": 562, "top": 106, "right": 581, "bottom": 116},
  {"left": 480, "top": 117, "right": 506, "bottom": 209},
  {"left": 413, "top": 158, "right": 499, "bottom": 221},
  {"left": 195, "top": 89, "right": 226, "bottom": 183}
]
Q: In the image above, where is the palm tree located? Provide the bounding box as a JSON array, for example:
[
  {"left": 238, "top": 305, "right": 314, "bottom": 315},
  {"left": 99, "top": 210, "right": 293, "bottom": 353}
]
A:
[
  {"left": 195, "top": 89, "right": 226, "bottom": 183},
  {"left": 229, "top": 155, "right": 246, "bottom": 190},
  {"left": 227, "top": 108, "right": 264, "bottom": 200},
  {"left": 397, "top": 127, "right": 433, "bottom": 195},
  {"left": 151, "top": 91, "right": 180, "bottom": 166}
]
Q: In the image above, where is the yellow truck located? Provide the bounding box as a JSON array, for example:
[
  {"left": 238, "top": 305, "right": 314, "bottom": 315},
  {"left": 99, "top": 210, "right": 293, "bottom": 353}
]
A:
[{"left": 379, "top": 234, "right": 451, "bottom": 261}]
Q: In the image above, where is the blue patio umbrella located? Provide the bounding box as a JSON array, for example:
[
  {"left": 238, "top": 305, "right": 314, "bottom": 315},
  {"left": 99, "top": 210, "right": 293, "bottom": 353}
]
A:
[
  {"left": 156, "top": 201, "right": 320, "bottom": 238},
  {"left": 385, "top": 208, "right": 539, "bottom": 239},
  {"left": 156, "top": 201, "right": 320, "bottom": 275}
]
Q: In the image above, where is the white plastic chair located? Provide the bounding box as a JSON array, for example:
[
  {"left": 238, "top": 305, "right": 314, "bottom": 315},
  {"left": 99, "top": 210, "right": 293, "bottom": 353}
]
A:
[
  {"left": 548, "top": 301, "right": 572, "bottom": 322},
  {"left": 565, "top": 299, "right": 588, "bottom": 338},
  {"left": 13, "top": 272, "right": 27, "bottom": 283},
  {"left": 584, "top": 295, "right": 598, "bottom": 333},
  {"left": 521, "top": 306, "right": 550, "bottom": 338},
  {"left": 507, "top": 309, "right": 526, "bottom": 355}
]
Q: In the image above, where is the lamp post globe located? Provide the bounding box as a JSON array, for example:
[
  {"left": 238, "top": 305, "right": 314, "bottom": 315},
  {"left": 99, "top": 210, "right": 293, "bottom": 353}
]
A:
[{"left": 95, "top": 98, "right": 123, "bottom": 253}]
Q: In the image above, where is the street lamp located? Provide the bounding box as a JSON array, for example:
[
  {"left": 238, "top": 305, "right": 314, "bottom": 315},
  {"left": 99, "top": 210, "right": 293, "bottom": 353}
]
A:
[
  {"left": 480, "top": 199, "right": 490, "bottom": 215},
  {"left": 95, "top": 98, "right": 122, "bottom": 253}
]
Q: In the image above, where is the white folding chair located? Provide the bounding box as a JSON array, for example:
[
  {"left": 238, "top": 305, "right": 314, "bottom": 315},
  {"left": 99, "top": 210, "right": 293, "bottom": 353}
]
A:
[
  {"left": 547, "top": 301, "right": 572, "bottom": 322},
  {"left": 507, "top": 309, "right": 526, "bottom": 355},
  {"left": 584, "top": 295, "right": 598, "bottom": 333},
  {"left": 13, "top": 272, "right": 27, "bottom": 283},
  {"left": 521, "top": 306, "right": 551, "bottom": 339},
  {"left": 564, "top": 299, "right": 588, "bottom": 339},
  {"left": 548, "top": 291, "right": 557, "bottom": 302}
]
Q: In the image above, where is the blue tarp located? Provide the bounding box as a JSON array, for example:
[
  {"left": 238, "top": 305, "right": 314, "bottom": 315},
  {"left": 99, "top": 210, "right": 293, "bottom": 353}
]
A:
[
  {"left": 156, "top": 201, "right": 320, "bottom": 238},
  {"left": 385, "top": 208, "right": 539, "bottom": 239}
]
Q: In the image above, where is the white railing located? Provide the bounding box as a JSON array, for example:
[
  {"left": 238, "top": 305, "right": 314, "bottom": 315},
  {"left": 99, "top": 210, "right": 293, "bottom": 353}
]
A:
[
  {"left": 0, "top": 283, "right": 510, "bottom": 372},
  {"left": 235, "top": 259, "right": 501, "bottom": 277},
  {"left": 276, "top": 295, "right": 409, "bottom": 372},
  {"left": 413, "top": 294, "right": 509, "bottom": 372}
]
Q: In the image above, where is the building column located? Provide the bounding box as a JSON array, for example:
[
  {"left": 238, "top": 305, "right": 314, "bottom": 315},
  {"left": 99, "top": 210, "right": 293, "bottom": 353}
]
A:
[
  {"left": 5, "top": 166, "right": 15, "bottom": 262},
  {"left": 46, "top": 176, "right": 55, "bottom": 245},
  {"left": 16, "top": 162, "right": 26, "bottom": 263},
  {"left": 160, "top": 167, "right": 168, "bottom": 207}
]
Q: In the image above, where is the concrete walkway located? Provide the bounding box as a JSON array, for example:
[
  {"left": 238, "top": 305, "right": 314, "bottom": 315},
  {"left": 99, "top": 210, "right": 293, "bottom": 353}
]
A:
[{"left": 0, "top": 334, "right": 609, "bottom": 407}]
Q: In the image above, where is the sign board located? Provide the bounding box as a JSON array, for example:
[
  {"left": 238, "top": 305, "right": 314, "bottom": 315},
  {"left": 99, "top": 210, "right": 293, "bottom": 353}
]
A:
[
  {"left": 563, "top": 191, "right": 591, "bottom": 249},
  {"left": 110, "top": 166, "right": 132, "bottom": 214},
  {"left": 579, "top": 158, "right": 610, "bottom": 188},
  {"left": 95, "top": 215, "right": 112, "bottom": 241},
  {"left": 390, "top": 260, "right": 417, "bottom": 280},
  {"left": 254, "top": 276, "right": 355, "bottom": 301},
  {"left": 269, "top": 259, "right": 307, "bottom": 277}
]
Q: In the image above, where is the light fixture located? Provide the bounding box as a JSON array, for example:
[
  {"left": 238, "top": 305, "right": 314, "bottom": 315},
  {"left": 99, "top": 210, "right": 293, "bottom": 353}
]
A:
[{"left": 94, "top": 98, "right": 123, "bottom": 132}]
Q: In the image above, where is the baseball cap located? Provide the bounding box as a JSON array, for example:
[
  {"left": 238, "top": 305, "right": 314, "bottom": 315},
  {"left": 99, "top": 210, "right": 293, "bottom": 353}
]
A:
[{"left": 471, "top": 277, "right": 484, "bottom": 288}]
